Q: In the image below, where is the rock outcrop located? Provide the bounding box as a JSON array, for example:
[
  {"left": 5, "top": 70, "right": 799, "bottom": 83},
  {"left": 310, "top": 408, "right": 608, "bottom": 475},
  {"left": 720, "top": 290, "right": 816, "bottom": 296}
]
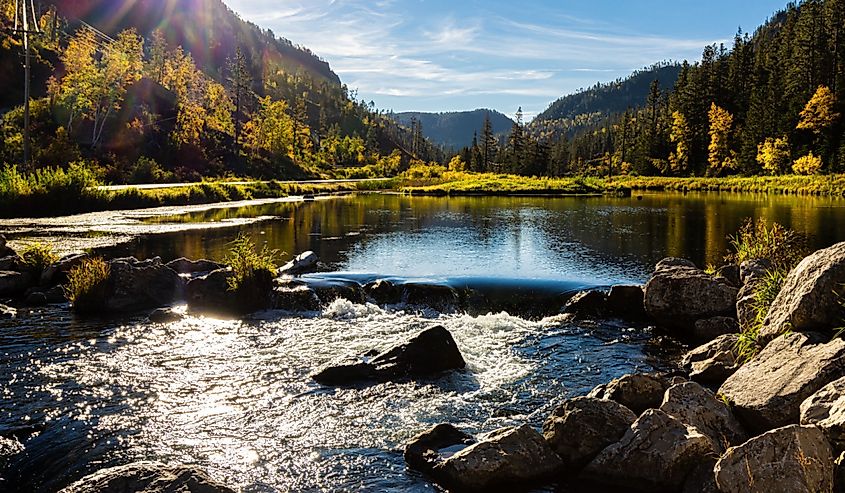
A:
[
  {"left": 714, "top": 425, "right": 834, "bottom": 493},
  {"left": 760, "top": 241, "right": 845, "bottom": 342},
  {"left": 58, "top": 462, "right": 236, "bottom": 493},
  {"left": 719, "top": 332, "right": 845, "bottom": 433},
  {"left": 542, "top": 396, "right": 637, "bottom": 469},
  {"left": 313, "top": 326, "right": 466, "bottom": 386},
  {"left": 430, "top": 425, "right": 563, "bottom": 492}
]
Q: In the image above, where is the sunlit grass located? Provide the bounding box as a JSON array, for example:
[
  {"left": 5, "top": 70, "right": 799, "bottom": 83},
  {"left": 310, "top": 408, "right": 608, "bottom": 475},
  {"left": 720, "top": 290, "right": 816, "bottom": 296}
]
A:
[
  {"left": 225, "top": 233, "right": 278, "bottom": 293},
  {"left": 65, "top": 258, "right": 111, "bottom": 314},
  {"left": 20, "top": 242, "right": 59, "bottom": 272}
]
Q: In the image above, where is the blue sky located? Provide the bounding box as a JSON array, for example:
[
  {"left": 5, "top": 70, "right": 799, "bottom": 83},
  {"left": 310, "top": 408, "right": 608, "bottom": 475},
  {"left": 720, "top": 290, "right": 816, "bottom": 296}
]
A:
[{"left": 223, "top": 0, "right": 789, "bottom": 119}]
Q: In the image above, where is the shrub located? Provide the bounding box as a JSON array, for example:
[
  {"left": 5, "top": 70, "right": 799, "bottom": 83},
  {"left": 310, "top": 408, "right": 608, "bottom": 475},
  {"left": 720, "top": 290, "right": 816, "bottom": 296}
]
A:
[
  {"left": 225, "top": 233, "right": 278, "bottom": 293},
  {"left": 792, "top": 152, "right": 823, "bottom": 175},
  {"left": 20, "top": 242, "right": 59, "bottom": 272},
  {"left": 65, "top": 258, "right": 111, "bottom": 314},
  {"left": 726, "top": 218, "right": 808, "bottom": 273}
]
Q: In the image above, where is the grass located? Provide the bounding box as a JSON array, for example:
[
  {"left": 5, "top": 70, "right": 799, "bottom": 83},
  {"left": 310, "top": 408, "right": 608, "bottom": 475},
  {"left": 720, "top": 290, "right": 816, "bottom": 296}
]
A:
[
  {"left": 64, "top": 258, "right": 111, "bottom": 314},
  {"left": 736, "top": 270, "right": 786, "bottom": 363},
  {"left": 225, "top": 233, "right": 279, "bottom": 293},
  {"left": 19, "top": 242, "right": 59, "bottom": 272},
  {"left": 604, "top": 174, "right": 845, "bottom": 196}
]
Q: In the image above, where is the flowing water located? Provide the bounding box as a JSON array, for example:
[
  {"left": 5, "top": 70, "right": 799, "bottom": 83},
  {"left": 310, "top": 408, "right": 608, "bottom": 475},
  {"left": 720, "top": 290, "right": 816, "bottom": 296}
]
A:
[{"left": 3, "top": 192, "right": 845, "bottom": 492}]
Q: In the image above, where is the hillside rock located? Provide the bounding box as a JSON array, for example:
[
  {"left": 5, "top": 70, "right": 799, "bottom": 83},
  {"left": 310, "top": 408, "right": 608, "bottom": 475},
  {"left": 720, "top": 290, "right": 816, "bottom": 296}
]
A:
[
  {"left": 660, "top": 382, "right": 747, "bottom": 453},
  {"left": 588, "top": 373, "right": 671, "bottom": 415},
  {"left": 582, "top": 409, "right": 716, "bottom": 491},
  {"left": 760, "top": 242, "right": 845, "bottom": 343},
  {"left": 313, "top": 326, "right": 466, "bottom": 386},
  {"left": 681, "top": 334, "right": 740, "bottom": 385},
  {"left": 542, "top": 396, "right": 637, "bottom": 468},
  {"left": 800, "top": 376, "right": 845, "bottom": 451},
  {"left": 431, "top": 425, "right": 563, "bottom": 492},
  {"left": 58, "top": 462, "right": 236, "bottom": 493},
  {"left": 719, "top": 332, "right": 845, "bottom": 433},
  {"left": 714, "top": 425, "right": 833, "bottom": 493}
]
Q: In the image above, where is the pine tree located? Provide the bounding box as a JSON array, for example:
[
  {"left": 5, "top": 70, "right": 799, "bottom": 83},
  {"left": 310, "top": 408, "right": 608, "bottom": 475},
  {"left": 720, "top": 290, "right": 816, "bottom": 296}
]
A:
[
  {"left": 480, "top": 112, "right": 497, "bottom": 171},
  {"left": 226, "top": 46, "right": 252, "bottom": 152}
]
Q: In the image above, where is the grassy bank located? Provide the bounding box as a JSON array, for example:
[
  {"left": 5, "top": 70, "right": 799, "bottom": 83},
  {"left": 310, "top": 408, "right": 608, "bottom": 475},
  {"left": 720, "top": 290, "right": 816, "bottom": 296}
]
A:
[
  {"left": 0, "top": 164, "right": 390, "bottom": 218},
  {"left": 398, "top": 166, "right": 845, "bottom": 197}
]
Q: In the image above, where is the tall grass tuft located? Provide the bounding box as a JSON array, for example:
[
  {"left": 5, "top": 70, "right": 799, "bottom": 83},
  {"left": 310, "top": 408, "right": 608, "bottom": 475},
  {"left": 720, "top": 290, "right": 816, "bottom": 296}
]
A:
[
  {"left": 225, "top": 233, "right": 278, "bottom": 293},
  {"left": 65, "top": 258, "right": 111, "bottom": 314},
  {"left": 20, "top": 242, "right": 59, "bottom": 272},
  {"left": 726, "top": 218, "right": 808, "bottom": 272},
  {"left": 736, "top": 270, "right": 786, "bottom": 363}
]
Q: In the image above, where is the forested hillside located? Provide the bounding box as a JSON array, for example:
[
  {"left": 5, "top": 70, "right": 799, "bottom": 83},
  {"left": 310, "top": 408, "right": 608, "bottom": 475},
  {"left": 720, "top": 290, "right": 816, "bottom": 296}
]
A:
[
  {"left": 0, "top": 0, "right": 438, "bottom": 184},
  {"left": 394, "top": 110, "right": 514, "bottom": 150},
  {"left": 453, "top": 0, "right": 845, "bottom": 179}
]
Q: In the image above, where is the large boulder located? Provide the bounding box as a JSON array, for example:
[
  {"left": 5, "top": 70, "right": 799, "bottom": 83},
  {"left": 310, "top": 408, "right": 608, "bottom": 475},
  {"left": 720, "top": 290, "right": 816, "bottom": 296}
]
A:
[
  {"left": 313, "top": 326, "right": 466, "bottom": 386},
  {"left": 644, "top": 260, "right": 739, "bottom": 331},
  {"left": 692, "top": 316, "right": 740, "bottom": 343},
  {"left": 714, "top": 425, "right": 834, "bottom": 493},
  {"left": 563, "top": 290, "right": 608, "bottom": 318},
  {"left": 542, "top": 396, "right": 637, "bottom": 469},
  {"left": 277, "top": 251, "right": 320, "bottom": 276},
  {"left": 186, "top": 268, "right": 274, "bottom": 315},
  {"left": 0, "top": 270, "right": 34, "bottom": 297},
  {"left": 660, "top": 382, "right": 747, "bottom": 453},
  {"left": 588, "top": 373, "right": 671, "bottom": 415},
  {"left": 800, "top": 376, "right": 845, "bottom": 451},
  {"left": 101, "top": 258, "right": 183, "bottom": 313},
  {"left": 273, "top": 285, "right": 322, "bottom": 312},
  {"left": 431, "top": 425, "right": 563, "bottom": 492},
  {"left": 364, "top": 279, "right": 402, "bottom": 305},
  {"left": 760, "top": 242, "right": 845, "bottom": 343},
  {"left": 719, "top": 332, "right": 845, "bottom": 433},
  {"left": 403, "top": 423, "right": 475, "bottom": 475},
  {"left": 58, "top": 462, "right": 236, "bottom": 493},
  {"left": 582, "top": 409, "right": 716, "bottom": 491},
  {"left": 681, "top": 334, "right": 740, "bottom": 385},
  {"left": 165, "top": 258, "right": 223, "bottom": 275},
  {"left": 606, "top": 285, "right": 647, "bottom": 320}
]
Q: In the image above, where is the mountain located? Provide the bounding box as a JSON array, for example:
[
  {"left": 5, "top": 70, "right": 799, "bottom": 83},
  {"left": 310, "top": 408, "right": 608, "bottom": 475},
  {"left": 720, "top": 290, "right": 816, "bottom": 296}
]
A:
[
  {"left": 395, "top": 109, "right": 514, "bottom": 149},
  {"left": 530, "top": 63, "right": 682, "bottom": 140}
]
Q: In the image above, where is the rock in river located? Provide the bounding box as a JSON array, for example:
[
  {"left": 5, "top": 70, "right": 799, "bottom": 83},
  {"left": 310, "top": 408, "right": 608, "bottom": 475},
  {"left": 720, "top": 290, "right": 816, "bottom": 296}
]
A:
[
  {"left": 165, "top": 257, "right": 223, "bottom": 274},
  {"left": 404, "top": 423, "right": 475, "bottom": 475},
  {"left": 430, "top": 424, "right": 563, "bottom": 492},
  {"left": 588, "top": 373, "right": 671, "bottom": 415},
  {"left": 542, "top": 396, "right": 637, "bottom": 469},
  {"left": 760, "top": 241, "right": 845, "bottom": 343},
  {"left": 714, "top": 425, "right": 834, "bottom": 493},
  {"left": 719, "top": 332, "right": 845, "bottom": 434},
  {"left": 313, "top": 326, "right": 466, "bottom": 386},
  {"left": 58, "top": 462, "right": 235, "bottom": 493},
  {"left": 278, "top": 251, "right": 320, "bottom": 276}
]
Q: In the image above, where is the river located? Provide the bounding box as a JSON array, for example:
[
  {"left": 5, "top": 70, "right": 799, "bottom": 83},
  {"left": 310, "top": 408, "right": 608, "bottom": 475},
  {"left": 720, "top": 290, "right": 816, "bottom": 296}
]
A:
[{"left": 2, "top": 192, "right": 845, "bottom": 491}]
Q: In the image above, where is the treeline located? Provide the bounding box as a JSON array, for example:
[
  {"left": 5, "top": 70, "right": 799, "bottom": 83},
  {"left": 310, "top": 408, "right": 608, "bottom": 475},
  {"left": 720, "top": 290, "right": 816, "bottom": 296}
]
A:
[
  {"left": 0, "top": 2, "right": 440, "bottom": 184},
  {"left": 457, "top": 0, "right": 845, "bottom": 178}
]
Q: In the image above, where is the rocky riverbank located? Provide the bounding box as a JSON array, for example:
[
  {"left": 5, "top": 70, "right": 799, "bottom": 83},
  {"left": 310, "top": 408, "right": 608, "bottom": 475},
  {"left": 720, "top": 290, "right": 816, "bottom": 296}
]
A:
[{"left": 4, "top": 233, "right": 845, "bottom": 491}]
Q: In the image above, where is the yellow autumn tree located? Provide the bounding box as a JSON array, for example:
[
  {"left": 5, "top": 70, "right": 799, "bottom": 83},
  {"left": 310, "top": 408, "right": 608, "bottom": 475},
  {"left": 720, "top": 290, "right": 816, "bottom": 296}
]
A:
[
  {"left": 756, "top": 136, "right": 791, "bottom": 175},
  {"left": 708, "top": 103, "right": 736, "bottom": 176},
  {"left": 798, "top": 86, "right": 840, "bottom": 133},
  {"left": 793, "top": 152, "right": 823, "bottom": 175},
  {"left": 668, "top": 111, "right": 690, "bottom": 175},
  {"left": 243, "top": 97, "right": 294, "bottom": 158}
]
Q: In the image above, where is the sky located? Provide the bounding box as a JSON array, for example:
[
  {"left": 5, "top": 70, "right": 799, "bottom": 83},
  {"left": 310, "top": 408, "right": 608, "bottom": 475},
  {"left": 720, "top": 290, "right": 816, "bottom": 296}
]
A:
[{"left": 223, "top": 0, "right": 790, "bottom": 119}]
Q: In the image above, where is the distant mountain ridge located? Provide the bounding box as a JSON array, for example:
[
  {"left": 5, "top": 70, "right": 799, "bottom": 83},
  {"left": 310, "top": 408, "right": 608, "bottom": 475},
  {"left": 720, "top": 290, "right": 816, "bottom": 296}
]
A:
[{"left": 395, "top": 109, "right": 515, "bottom": 149}]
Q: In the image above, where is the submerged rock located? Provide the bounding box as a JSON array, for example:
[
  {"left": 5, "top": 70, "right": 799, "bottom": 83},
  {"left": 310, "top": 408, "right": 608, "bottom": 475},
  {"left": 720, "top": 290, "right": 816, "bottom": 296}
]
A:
[
  {"left": 542, "top": 396, "right": 637, "bottom": 469},
  {"left": 404, "top": 423, "right": 475, "bottom": 475},
  {"left": 364, "top": 279, "right": 402, "bottom": 305},
  {"left": 589, "top": 373, "right": 671, "bottom": 415},
  {"left": 760, "top": 242, "right": 845, "bottom": 343},
  {"left": 681, "top": 334, "right": 740, "bottom": 385},
  {"left": 660, "top": 382, "right": 747, "bottom": 453},
  {"left": 403, "top": 283, "right": 460, "bottom": 310},
  {"left": 719, "top": 332, "right": 845, "bottom": 433},
  {"left": 582, "top": 409, "right": 716, "bottom": 492},
  {"left": 644, "top": 259, "right": 738, "bottom": 332},
  {"left": 148, "top": 308, "right": 184, "bottom": 324},
  {"left": 431, "top": 425, "right": 563, "bottom": 492},
  {"left": 313, "top": 326, "right": 466, "bottom": 386},
  {"left": 714, "top": 425, "right": 834, "bottom": 493},
  {"left": 165, "top": 257, "right": 223, "bottom": 274},
  {"left": 278, "top": 251, "right": 320, "bottom": 276},
  {"left": 58, "top": 462, "right": 236, "bottom": 493},
  {"left": 800, "top": 376, "right": 845, "bottom": 452},
  {"left": 273, "top": 285, "right": 322, "bottom": 311}
]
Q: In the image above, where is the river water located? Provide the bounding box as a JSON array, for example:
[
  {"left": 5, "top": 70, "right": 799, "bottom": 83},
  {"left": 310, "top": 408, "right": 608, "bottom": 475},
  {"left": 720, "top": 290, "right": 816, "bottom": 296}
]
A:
[{"left": 3, "top": 192, "right": 845, "bottom": 492}]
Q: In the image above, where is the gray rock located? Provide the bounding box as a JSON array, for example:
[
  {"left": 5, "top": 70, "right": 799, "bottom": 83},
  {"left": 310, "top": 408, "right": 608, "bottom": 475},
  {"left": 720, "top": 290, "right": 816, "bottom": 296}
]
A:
[
  {"left": 73, "top": 258, "right": 183, "bottom": 314},
  {"left": 582, "top": 409, "right": 716, "bottom": 492},
  {"left": 719, "top": 332, "right": 845, "bottom": 433},
  {"left": 0, "top": 255, "right": 20, "bottom": 271},
  {"left": 563, "top": 290, "right": 608, "bottom": 318},
  {"left": 186, "top": 268, "right": 274, "bottom": 315},
  {"left": 682, "top": 458, "right": 720, "bottom": 493},
  {"left": 644, "top": 262, "right": 738, "bottom": 331},
  {"left": 364, "top": 279, "right": 402, "bottom": 305},
  {"left": 273, "top": 285, "right": 321, "bottom": 311},
  {"left": 404, "top": 423, "right": 475, "bottom": 475},
  {"left": 714, "top": 425, "right": 834, "bottom": 493},
  {"left": 0, "top": 270, "right": 34, "bottom": 297},
  {"left": 656, "top": 258, "right": 697, "bottom": 271},
  {"left": 165, "top": 258, "right": 223, "bottom": 274},
  {"left": 681, "top": 334, "right": 740, "bottom": 385},
  {"left": 836, "top": 452, "right": 845, "bottom": 493},
  {"left": 740, "top": 259, "right": 773, "bottom": 286},
  {"left": 660, "top": 382, "right": 747, "bottom": 453},
  {"left": 735, "top": 260, "right": 774, "bottom": 331},
  {"left": 589, "top": 373, "right": 671, "bottom": 415},
  {"left": 717, "top": 264, "right": 741, "bottom": 287},
  {"left": 431, "top": 425, "right": 563, "bottom": 492},
  {"left": 800, "top": 376, "right": 845, "bottom": 451},
  {"left": 403, "top": 283, "right": 459, "bottom": 310},
  {"left": 41, "top": 253, "right": 89, "bottom": 285},
  {"left": 542, "top": 396, "right": 637, "bottom": 468},
  {"left": 0, "top": 304, "right": 16, "bottom": 319},
  {"left": 313, "top": 326, "right": 466, "bottom": 386},
  {"left": 58, "top": 462, "right": 236, "bottom": 493},
  {"left": 606, "top": 285, "right": 647, "bottom": 320},
  {"left": 42, "top": 285, "right": 67, "bottom": 304},
  {"left": 692, "top": 316, "right": 740, "bottom": 342},
  {"left": 278, "top": 251, "right": 319, "bottom": 276},
  {"left": 760, "top": 242, "right": 845, "bottom": 343}
]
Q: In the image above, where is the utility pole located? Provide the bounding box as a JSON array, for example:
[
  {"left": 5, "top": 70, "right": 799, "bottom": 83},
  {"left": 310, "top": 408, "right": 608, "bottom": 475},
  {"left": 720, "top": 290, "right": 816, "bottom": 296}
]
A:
[{"left": 11, "top": 0, "right": 41, "bottom": 171}]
